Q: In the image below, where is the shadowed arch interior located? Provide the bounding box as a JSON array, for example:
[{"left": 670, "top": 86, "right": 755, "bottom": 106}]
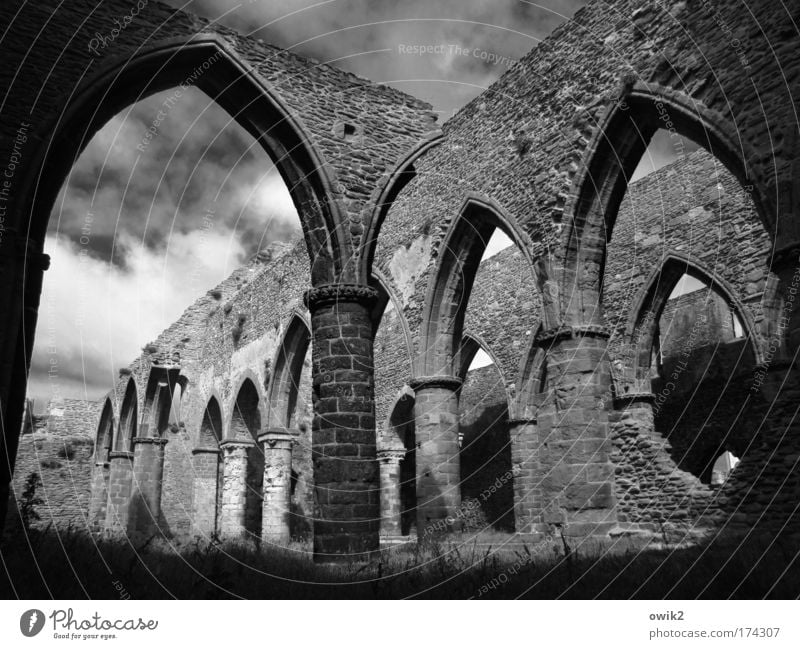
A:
[
  {"left": 387, "top": 390, "right": 416, "bottom": 536},
  {"left": 115, "top": 379, "right": 138, "bottom": 452},
  {"left": 199, "top": 397, "right": 224, "bottom": 448},
  {"left": 267, "top": 316, "right": 311, "bottom": 429},
  {"left": 95, "top": 398, "right": 115, "bottom": 463},
  {"left": 230, "top": 377, "right": 263, "bottom": 536},
  {"left": 622, "top": 256, "right": 760, "bottom": 392}
]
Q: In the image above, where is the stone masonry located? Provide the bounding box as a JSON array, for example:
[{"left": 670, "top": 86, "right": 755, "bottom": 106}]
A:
[{"left": 2, "top": 0, "right": 799, "bottom": 560}]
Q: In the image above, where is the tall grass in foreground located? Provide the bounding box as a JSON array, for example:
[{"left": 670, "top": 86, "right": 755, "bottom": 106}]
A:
[{"left": 1, "top": 527, "right": 798, "bottom": 599}]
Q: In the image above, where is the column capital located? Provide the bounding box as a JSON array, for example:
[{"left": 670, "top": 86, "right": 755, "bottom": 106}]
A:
[
  {"left": 257, "top": 427, "right": 298, "bottom": 446},
  {"left": 377, "top": 447, "right": 406, "bottom": 462},
  {"left": 535, "top": 324, "right": 610, "bottom": 347},
  {"left": 409, "top": 375, "right": 463, "bottom": 391},
  {"left": 304, "top": 283, "right": 379, "bottom": 309},
  {"left": 191, "top": 446, "right": 221, "bottom": 455},
  {"left": 506, "top": 417, "right": 537, "bottom": 427},
  {"left": 613, "top": 391, "right": 656, "bottom": 407},
  {"left": 219, "top": 439, "right": 255, "bottom": 451},
  {"left": 108, "top": 451, "right": 134, "bottom": 461},
  {"left": 132, "top": 437, "right": 168, "bottom": 446}
]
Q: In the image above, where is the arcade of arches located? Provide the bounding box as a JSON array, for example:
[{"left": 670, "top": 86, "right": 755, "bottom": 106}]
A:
[{"left": 2, "top": 0, "right": 799, "bottom": 562}]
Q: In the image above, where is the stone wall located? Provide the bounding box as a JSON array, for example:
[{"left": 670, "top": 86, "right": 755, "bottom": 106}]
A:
[
  {"left": 7, "top": 399, "right": 99, "bottom": 532},
  {"left": 6, "top": 0, "right": 798, "bottom": 544}
]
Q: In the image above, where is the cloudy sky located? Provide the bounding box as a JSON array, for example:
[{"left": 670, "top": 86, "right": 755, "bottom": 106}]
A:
[{"left": 30, "top": 0, "right": 694, "bottom": 408}]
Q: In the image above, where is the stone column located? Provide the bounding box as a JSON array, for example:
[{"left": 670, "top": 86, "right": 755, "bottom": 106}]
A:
[
  {"left": 534, "top": 326, "right": 617, "bottom": 539},
  {"left": 104, "top": 451, "right": 134, "bottom": 533},
  {"left": 409, "top": 375, "right": 462, "bottom": 537},
  {"left": 258, "top": 428, "right": 296, "bottom": 544},
  {"left": 191, "top": 447, "right": 221, "bottom": 536},
  {"left": 507, "top": 417, "right": 539, "bottom": 535},
  {"left": 305, "top": 284, "right": 379, "bottom": 562},
  {"left": 0, "top": 234, "right": 50, "bottom": 534},
  {"left": 87, "top": 459, "right": 111, "bottom": 532},
  {"left": 219, "top": 440, "right": 253, "bottom": 537},
  {"left": 129, "top": 437, "right": 168, "bottom": 535},
  {"left": 377, "top": 447, "right": 405, "bottom": 537}
]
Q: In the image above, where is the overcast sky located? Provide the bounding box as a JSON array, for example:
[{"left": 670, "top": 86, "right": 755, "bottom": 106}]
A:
[{"left": 30, "top": 0, "right": 695, "bottom": 409}]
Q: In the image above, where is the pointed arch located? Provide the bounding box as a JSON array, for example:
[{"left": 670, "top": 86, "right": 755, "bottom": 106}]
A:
[
  {"left": 457, "top": 333, "right": 506, "bottom": 385},
  {"left": 198, "top": 396, "right": 224, "bottom": 449},
  {"left": 360, "top": 133, "right": 444, "bottom": 283},
  {"left": 266, "top": 313, "right": 311, "bottom": 429},
  {"left": 228, "top": 375, "right": 263, "bottom": 442},
  {"left": 18, "top": 37, "right": 345, "bottom": 284},
  {"left": 513, "top": 324, "right": 548, "bottom": 419},
  {"left": 561, "top": 85, "right": 773, "bottom": 324},
  {"left": 114, "top": 378, "right": 138, "bottom": 452},
  {"left": 417, "top": 194, "right": 541, "bottom": 377},
  {"left": 94, "top": 397, "right": 115, "bottom": 463},
  {"left": 619, "top": 252, "right": 762, "bottom": 394}
]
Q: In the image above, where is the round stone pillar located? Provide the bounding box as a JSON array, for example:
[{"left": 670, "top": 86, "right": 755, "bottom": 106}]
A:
[
  {"left": 104, "top": 451, "right": 134, "bottom": 533},
  {"left": 87, "top": 459, "right": 111, "bottom": 532},
  {"left": 305, "top": 284, "right": 380, "bottom": 562},
  {"left": 507, "top": 417, "right": 539, "bottom": 535},
  {"left": 129, "top": 437, "right": 168, "bottom": 535},
  {"left": 409, "top": 375, "right": 462, "bottom": 537},
  {"left": 258, "top": 428, "right": 296, "bottom": 544},
  {"left": 219, "top": 440, "right": 254, "bottom": 537},
  {"left": 377, "top": 447, "right": 405, "bottom": 537},
  {"left": 191, "top": 447, "right": 221, "bottom": 536}
]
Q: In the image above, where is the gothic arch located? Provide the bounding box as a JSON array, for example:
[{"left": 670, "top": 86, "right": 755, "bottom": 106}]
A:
[
  {"left": 198, "top": 396, "right": 224, "bottom": 449},
  {"left": 617, "top": 252, "right": 762, "bottom": 395},
  {"left": 417, "top": 195, "right": 541, "bottom": 377},
  {"left": 359, "top": 133, "right": 444, "bottom": 283},
  {"left": 457, "top": 333, "right": 507, "bottom": 386},
  {"left": 371, "top": 270, "right": 414, "bottom": 370},
  {"left": 512, "top": 324, "right": 547, "bottom": 419},
  {"left": 560, "top": 85, "right": 774, "bottom": 327},
  {"left": 94, "top": 397, "right": 115, "bottom": 463},
  {"left": 266, "top": 313, "right": 311, "bottom": 429},
  {"left": 17, "top": 37, "right": 346, "bottom": 283},
  {"left": 114, "top": 378, "right": 138, "bottom": 452},
  {"left": 227, "top": 374, "right": 264, "bottom": 442}
]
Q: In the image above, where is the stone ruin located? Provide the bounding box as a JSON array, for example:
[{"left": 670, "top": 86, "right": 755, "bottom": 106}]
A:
[{"left": 1, "top": 0, "right": 799, "bottom": 562}]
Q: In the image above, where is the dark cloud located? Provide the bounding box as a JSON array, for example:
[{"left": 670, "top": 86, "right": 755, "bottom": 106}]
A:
[
  {"left": 51, "top": 86, "right": 300, "bottom": 262},
  {"left": 166, "top": 0, "right": 588, "bottom": 114}
]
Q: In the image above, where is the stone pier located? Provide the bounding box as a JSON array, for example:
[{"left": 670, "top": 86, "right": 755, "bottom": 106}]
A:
[
  {"left": 258, "top": 428, "right": 296, "bottom": 544},
  {"left": 409, "top": 375, "right": 462, "bottom": 536}
]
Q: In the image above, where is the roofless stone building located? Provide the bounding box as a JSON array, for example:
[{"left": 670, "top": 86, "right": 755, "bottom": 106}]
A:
[{"left": 1, "top": 0, "right": 798, "bottom": 562}]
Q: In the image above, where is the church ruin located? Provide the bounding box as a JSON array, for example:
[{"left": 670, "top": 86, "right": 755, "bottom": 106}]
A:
[{"left": 1, "top": 0, "right": 799, "bottom": 563}]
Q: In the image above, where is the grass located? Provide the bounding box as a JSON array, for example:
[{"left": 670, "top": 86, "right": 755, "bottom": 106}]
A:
[{"left": 1, "top": 526, "right": 798, "bottom": 599}]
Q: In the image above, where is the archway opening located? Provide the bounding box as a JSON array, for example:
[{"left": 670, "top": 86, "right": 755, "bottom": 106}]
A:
[
  {"left": 600, "top": 122, "right": 770, "bottom": 487},
  {"left": 21, "top": 70, "right": 316, "bottom": 536},
  {"left": 267, "top": 315, "right": 313, "bottom": 540},
  {"left": 649, "top": 273, "right": 755, "bottom": 483},
  {"left": 95, "top": 399, "right": 115, "bottom": 463},
  {"left": 231, "top": 379, "right": 263, "bottom": 538},
  {"left": 115, "top": 380, "right": 138, "bottom": 453},
  {"left": 388, "top": 392, "right": 417, "bottom": 537},
  {"left": 457, "top": 338, "right": 514, "bottom": 532},
  {"left": 199, "top": 397, "right": 223, "bottom": 534}
]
